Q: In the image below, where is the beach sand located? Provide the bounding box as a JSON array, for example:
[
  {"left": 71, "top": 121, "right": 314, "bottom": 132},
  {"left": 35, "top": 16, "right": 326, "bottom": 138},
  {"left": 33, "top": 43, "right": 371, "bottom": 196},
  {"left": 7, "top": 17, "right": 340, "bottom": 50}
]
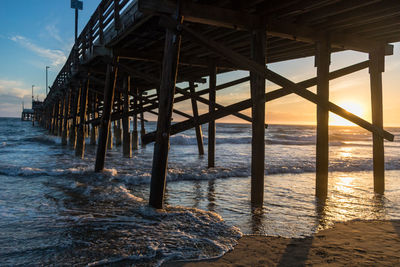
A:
[{"left": 164, "top": 220, "right": 400, "bottom": 266}]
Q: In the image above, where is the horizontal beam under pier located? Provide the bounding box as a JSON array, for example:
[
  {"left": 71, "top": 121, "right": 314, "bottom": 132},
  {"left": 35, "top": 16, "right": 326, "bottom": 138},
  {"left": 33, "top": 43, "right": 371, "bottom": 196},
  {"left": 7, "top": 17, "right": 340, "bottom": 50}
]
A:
[
  {"left": 141, "top": 59, "right": 390, "bottom": 144},
  {"left": 178, "top": 22, "right": 394, "bottom": 141},
  {"left": 139, "top": 1, "right": 393, "bottom": 54}
]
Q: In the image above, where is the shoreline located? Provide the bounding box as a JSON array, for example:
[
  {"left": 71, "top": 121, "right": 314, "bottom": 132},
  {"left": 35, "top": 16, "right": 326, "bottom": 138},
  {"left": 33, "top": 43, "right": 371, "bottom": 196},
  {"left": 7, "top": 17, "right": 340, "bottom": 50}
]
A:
[{"left": 163, "top": 220, "right": 400, "bottom": 266}]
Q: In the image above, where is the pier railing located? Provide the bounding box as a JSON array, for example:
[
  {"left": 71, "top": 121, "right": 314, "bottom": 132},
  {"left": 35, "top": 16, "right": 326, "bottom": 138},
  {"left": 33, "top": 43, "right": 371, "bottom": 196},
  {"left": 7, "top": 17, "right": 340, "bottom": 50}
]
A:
[{"left": 46, "top": 0, "right": 136, "bottom": 103}]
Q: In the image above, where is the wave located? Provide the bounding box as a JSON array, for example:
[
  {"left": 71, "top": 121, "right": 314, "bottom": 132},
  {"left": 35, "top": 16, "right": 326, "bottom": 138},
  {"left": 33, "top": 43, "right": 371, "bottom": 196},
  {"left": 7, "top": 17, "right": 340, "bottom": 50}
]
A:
[
  {"left": 170, "top": 134, "right": 252, "bottom": 145},
  {"left": 23, "top": 135, "right": 60, "bottom": 145},
  {"left": 169, "top": 134, "right": 380, "bottom": 147},
  {"left": 2, "top": 158, "right": 400, "bottom": 184},
  {"left": 2, "top": 179, "right": 241, "bottom": 266},
  {"left": 42, "top": 180, "right": 241, "bottom": 266}
]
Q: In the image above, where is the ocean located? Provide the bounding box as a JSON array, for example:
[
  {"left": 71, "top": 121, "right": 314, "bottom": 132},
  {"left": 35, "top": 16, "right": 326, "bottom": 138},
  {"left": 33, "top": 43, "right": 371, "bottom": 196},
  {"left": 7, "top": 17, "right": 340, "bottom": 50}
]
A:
[{"left": 1, "top": 117, "right": 400, "bottom": 266}]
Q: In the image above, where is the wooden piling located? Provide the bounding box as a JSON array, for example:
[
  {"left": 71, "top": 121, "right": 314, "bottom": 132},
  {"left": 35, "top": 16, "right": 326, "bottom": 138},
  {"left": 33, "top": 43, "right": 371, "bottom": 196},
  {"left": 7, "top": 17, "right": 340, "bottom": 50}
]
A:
[
  {"left": 108, "top": 126, "right": 113, "bottom": 149},
  {"left": 208, "top": 64, "right": 216, "bottom": 168},
  {"left": 76, "top": 79, "right": 89, "bottom": 159},
  {"left": 123, "top": 76, "right": 132, "bottom": 158},
  {"left": 56, "top": 100, "right": 61, "bottom": 135},
  {"left": 86, "top": 124, "right": 90, "bottom": 138},
  {"left": 315, "top": 39, "right": 331, "bottom": 199},
  {"left": 90, "top": 93, "right": 98, "bottom": 145},
  {"left": 58, "top": 98, "right": 64, "bottom": 137},
  {"left": 52, "top": 101, "right": 59, "bottom": 135},
  {"left": 69, "top": 87, "right": 81, "bottom": 148},
  {"left": 49, "top": 103, "right": 55, "bottom": 134},
  {"left": 369, "top": 46, "right": 385, "bottom": 194},
  {"left": 132, "top": 87, "right": 139, "bottom": 150},
  {"left": 61, "top": 90, "right": 71, "bottom": 145},
  {"left": 149, "top": 17, "right": 182, "bottom": 209},
  {"left": 250, "top": 28, "right": 266, "bottom": 207},
  {"left": 115, "top": 95, "right": 122, "bottom": 146},
  {"left": 140, "top": 90, "right": 146, "bottom": 146},
  {"left": 189, "top": 81, "right": 204, "bottom": 155},
  {"left": 95, "top": 62, "right": 118, "bottom": 172}
]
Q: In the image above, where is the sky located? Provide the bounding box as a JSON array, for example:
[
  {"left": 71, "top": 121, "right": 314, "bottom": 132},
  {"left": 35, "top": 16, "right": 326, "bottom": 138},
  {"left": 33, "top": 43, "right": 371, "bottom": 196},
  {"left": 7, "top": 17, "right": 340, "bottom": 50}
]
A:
[
  {"left": 0, "top": 0, "right": 99, "bottom": 117},
  {"left": 0, "top": 0, "right": 399, "bottom": 126}
]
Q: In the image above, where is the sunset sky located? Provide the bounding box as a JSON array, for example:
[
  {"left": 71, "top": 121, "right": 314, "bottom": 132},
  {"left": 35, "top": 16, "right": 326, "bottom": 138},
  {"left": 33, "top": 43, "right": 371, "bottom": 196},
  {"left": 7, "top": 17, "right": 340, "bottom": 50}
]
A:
[{"left": 0, "top": 0, "right": 399, "bottom": 127}]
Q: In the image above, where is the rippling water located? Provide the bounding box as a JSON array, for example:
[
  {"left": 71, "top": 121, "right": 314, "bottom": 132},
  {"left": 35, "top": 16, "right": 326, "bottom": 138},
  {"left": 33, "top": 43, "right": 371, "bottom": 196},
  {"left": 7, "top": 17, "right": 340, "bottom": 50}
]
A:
[{"left": 0, "top": 117, "right": 399, "bottom": 265}]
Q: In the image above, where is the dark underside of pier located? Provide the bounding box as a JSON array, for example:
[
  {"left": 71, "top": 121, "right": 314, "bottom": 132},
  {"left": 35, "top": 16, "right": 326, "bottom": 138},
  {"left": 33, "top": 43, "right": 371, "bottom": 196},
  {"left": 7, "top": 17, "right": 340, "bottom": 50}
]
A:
[{"left": 37, "top": 0, "right": 400, "bottom": 208}]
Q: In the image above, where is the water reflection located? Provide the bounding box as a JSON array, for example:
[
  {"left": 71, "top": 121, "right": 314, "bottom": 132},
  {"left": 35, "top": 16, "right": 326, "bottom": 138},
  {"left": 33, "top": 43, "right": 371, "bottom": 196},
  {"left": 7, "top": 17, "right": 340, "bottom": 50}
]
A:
[
  {"left": 161, "top": 172, "right": 400, "bottom": 238},
  {"left": 339, "top": 146, "right": 354, "bottom": 158},
  {"left": 250, "top": 207, "right": 264, "bottom": 234},
  {"left": 334, "top": 174, "right": 356, "bottom": 196},
  {"left": 193, "top": 181, "right": 201, "bottom": 208},
  {"left": 371, "top": 194, "right": 388, "bottom": 220},
  {"left": 207, "top": 180, "right": 216, "bottom": 212},
  {"left": 315, "top": 196, "right": 328, "bottom": 230}
]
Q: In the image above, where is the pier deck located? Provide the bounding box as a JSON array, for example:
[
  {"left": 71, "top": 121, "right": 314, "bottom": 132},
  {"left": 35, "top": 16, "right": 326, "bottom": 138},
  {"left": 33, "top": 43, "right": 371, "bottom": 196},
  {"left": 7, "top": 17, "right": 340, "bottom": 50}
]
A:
[{"left": 37, "top": 0, "right": 400, "bottom": 208}]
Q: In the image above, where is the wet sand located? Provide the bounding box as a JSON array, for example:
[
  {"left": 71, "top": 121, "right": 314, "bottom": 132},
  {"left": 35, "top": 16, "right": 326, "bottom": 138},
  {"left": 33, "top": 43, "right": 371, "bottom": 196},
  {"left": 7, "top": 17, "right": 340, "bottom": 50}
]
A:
[{"left": 164, "top": 220, "right": 400, "bottom": 266}]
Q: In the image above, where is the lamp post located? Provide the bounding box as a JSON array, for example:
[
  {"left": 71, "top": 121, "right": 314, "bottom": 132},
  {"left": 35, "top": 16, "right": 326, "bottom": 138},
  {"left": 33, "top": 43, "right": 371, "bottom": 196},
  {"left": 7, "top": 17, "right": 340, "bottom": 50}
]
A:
[
  {"left": 71, "top": 0, "right": 83, "bottom": 65},
  {"left": 46, "top": 66, "right": 50, "bottom": 96},
  {"left": 31, "top": 85, "right": 35, "bottom": 107}
]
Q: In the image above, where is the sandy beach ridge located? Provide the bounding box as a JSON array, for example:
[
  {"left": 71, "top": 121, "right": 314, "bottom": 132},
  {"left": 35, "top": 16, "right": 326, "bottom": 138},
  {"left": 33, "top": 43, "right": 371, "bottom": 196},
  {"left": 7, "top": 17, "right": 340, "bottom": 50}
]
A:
[{"left": 163, "top": 220, "right": 400, "bottom": 266}]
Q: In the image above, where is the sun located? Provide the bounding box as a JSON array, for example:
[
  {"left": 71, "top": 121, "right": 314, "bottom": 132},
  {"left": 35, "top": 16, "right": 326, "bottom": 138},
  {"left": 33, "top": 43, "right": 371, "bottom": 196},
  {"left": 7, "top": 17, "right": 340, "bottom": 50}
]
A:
[{"left": 330, "top": 100, "right": 366, "bottom": 126}]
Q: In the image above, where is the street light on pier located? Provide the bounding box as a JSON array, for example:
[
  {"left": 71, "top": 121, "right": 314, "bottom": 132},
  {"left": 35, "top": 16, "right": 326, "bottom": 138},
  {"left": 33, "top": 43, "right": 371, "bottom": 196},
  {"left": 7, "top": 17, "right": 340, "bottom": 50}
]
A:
[
  {"left": 31, "top": 85, "right": 35, "bottom": 108},
  {"left": 71, "top": 0, "right": 83, "bottom": 66}
]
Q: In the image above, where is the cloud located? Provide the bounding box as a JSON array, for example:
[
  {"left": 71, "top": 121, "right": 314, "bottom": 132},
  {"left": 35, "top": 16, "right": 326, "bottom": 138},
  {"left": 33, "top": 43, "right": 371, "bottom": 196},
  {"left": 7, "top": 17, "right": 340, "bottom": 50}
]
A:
[
  {"left": 45, "top": 24, "right": 63, "bottom": 43},
  {"left": 0, "top": 79, "right": 43, "bottom": 117},
  {"left": 0, "top": 79, "right": 29, "bottom": 98},
  {"left": 9, "top": 35, "right": 66, "bottom": 67}
]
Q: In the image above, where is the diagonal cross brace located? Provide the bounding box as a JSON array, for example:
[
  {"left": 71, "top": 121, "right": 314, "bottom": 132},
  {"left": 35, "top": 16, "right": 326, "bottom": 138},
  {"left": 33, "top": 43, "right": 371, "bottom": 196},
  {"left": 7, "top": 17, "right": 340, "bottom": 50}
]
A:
[
  {"left": 118, "top": 61, "right": 266, "bottom": 127},
  {"left": 173, "top": 17, "right": 394, "bottom": 142},
  {"left": 142, "top": 60, "right": 374, "bottom": 144}
]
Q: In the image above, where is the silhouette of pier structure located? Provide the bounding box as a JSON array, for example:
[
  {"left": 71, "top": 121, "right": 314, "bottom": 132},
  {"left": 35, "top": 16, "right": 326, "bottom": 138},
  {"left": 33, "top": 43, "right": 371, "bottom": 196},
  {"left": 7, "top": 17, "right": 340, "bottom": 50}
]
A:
[{"left": 35, "top": 0, "right": 400, "bottom": 208}]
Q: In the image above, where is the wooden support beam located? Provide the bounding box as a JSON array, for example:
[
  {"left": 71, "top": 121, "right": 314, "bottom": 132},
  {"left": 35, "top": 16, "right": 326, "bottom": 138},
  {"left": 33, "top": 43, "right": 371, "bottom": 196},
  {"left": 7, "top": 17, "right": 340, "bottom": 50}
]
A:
[
  {"left": 189, "top": 81, "right": 204, "bottom": 155},
  {"left": 141, "top": 60, "right": 377, "bottom": 144},
  {"left": 90, "top": 93, "right": 98, "bottom": 145},
  {"left": 119, "top": 62, "right": 246, "bottom": 123},
  {"left": 117, "top": 76, "right": 250, "bottom": 121},
  {"left": 69, "top": 88, "right": 81, "bottom": 148},
  {"left": 267, "top": 21, "right": 393, "bottom": 55},
  {"left": 140, "top": 1, "right": 393, "bottom": 54},
  {"left": 117, "top": 51, "right": 236, "bottom": 70},
  {"left": 95, "top": 62, "right": 118, "bottom": 172},
  {"left": 132, "top": 86, "right": 139, "bottom": 150},
  {"left": 149, "top": 16, "right": 182, "bottom": 209},
  {"left": 56, "top": 100, "right": 60, "bottom": 135},
  {"left": 76, "top": 79, "right": 89, "bottom": 159},
  {"left": 108, "top": 125, "right": 113, "bottom": 150},
  {"left": 49, "top": 103, "right": 55, "bottom": 134},
  {"left": 315, "top": 39, "right": 331, "bottom": 199},
  {"left": 250, "top": 28, "right": 266, "bottom": 207},
  {"left": 115, "top": 94, "right": 123, "bottom": 147},
  {"left": 91, "top": 60, "right": 370, "bottom": 137},
  {"left": 61, "top": 90, "right": 71, "bottom": 145},
  {"left": 138, "top": 0, "right": 258, "bottom": 30},
  {"left": 52, "top": 101, "right": 58, "bottom": 136},
  {"left": 369, "top": 46, "right": 385, "bottom": 194},
  {"left": 175, "top": 86, "right": 268, "bottom": 127},
  {"left": 179, "top": 22, "right": 394, "bottom": 141},
  {"left": 58, "top": 99, "right": 64, "bottom": 136},
  {"left": 208, "top": 64, "right": 216, "bottom": 168},
  {"left": 123, "top": 76, "right": 132, "bottom": 158},
  {"left": 140, "top": 91, "right": 146, "bottom": 145}
]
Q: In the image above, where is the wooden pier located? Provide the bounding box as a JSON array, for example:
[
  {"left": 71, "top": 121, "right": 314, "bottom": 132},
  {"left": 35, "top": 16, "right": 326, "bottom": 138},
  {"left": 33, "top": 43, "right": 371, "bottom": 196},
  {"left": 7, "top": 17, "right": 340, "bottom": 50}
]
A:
[
  {"left": 36, "top": 0, "right": 400, "bottom": 208},
  {"left": 22, "top": 100, "right": 43, "bottom": 125}
]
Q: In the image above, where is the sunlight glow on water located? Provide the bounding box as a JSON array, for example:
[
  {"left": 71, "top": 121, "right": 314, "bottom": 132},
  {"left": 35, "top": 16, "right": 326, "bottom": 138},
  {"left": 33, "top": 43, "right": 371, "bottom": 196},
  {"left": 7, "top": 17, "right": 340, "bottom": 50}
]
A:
[
  {"left": 1, "top": 118, "right": 400, "bottom": 265},
  {"left": 339, "top": 146, "right": 355, "bottom": 159}
]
